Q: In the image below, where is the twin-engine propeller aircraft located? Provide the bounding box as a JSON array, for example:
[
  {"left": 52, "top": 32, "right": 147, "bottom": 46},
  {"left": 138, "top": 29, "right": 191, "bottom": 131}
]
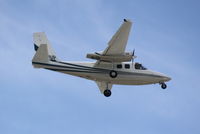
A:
[{"left": 32, "top": 19, "right": 171, "bottom": 97}]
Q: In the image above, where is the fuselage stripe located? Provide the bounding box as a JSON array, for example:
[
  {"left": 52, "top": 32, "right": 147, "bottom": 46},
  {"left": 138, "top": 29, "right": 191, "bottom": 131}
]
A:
[
  {"left": 32, "top": 61, "right": 163, "bottom": 78},
  {"left": 32, "top": 62, "right": 109, "bottom": 73}
]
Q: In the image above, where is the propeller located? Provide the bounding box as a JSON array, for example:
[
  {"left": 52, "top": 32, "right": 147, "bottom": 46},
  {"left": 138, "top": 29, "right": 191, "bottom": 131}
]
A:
[{"left": 131, "top": 49, "right": 136, "bottom": 67}]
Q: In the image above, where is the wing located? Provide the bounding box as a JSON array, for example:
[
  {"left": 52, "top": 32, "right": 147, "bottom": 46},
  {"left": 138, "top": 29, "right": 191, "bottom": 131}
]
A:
[
  {"left": 102, "top": 19, "right": 132, "bottom": 55},
  {"left": 95, "top": 81, "right": 112, "bottom": 93}
]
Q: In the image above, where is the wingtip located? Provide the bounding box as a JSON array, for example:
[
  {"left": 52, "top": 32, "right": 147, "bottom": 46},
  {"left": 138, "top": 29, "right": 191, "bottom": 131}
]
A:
[
  {"left": 33, "top": 32, "right": 46, "bottom": 36},
  {"left": 123, "top": 19, "right": 132, "bottom": 23}
]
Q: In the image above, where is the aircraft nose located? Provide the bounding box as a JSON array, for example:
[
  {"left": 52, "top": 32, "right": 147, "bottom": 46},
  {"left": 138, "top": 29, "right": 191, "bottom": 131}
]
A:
[
  {"left": 154, "top": 72, "right": 171, "bottom": 82},
  {"left": 163, "top": 76, "right": 171, "bottom": 81}
]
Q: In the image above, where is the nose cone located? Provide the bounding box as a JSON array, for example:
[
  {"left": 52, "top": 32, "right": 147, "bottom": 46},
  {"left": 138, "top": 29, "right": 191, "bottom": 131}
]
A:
[
  {"left": 153, "top": 71, "right": 171, "bottom": 82},
  {"left": 163, "top": 76, "right": 171, "bottom": 82}
]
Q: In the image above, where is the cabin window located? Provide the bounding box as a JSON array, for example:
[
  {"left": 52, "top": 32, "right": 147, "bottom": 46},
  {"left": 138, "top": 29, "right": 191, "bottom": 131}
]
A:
[
  {"left": 135, "top": 63, "right": 141, "bottom": 69},
  {"left": 135, "top": 63, "right": 147, "bottom": 70},
  {"left": 117, "top": 64, "right": 122, "bottom": 69},
  {"left": 125, "top": 64, "right": 130, "bottom": 69}
]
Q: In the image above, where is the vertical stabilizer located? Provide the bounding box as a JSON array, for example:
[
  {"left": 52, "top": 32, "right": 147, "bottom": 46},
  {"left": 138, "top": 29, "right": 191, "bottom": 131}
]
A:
[
  {"left": 32, "top": 32, "right": 58, "bottom": 65},
  {"left": 32, "top": 44, "right": 50, "bottom": 63}
]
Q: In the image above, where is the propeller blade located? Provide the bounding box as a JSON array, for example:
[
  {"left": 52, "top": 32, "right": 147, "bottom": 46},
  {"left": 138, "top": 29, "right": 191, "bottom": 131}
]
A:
[
  {"left": 132, "top": 49, "right": 135, "bottom": 68},
  {"left": 132, "top": 49, "right": 135, "bottom": 56}
]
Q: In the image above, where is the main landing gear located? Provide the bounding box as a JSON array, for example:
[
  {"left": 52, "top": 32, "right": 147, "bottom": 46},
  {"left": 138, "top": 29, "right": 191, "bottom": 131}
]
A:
[
  {"left": 109, "top": 70, "right": 117, "bottom": 78},
  {"left": 103, "top": 89, "right": 112, "bottom": 97},
  {"left": 160, "top": 83, "right": 167, "bottom": 89},
  {"left": 109, "top": 62, "right": 118, "bottom": 78}
]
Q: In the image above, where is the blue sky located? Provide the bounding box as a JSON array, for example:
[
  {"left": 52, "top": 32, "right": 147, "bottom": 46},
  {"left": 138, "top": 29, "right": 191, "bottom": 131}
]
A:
[{"left": 0, "top": 0, "right": 200, "bottom": 133}]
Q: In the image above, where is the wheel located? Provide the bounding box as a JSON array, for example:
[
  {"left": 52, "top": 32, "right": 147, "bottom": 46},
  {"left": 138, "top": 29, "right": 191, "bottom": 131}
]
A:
[
  {"left": 110, "top": 70, "right": 117, "bottom": 78},
  {"left": 161, "top": 83, "right": 167, "bottom": 89},
  {"left": 103, "top": 89, "right": 112, "bottom": 97}
]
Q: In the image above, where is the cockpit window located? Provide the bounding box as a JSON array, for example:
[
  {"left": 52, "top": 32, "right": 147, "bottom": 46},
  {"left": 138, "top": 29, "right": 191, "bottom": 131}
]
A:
[
  {"left": 117, "top": 64, "right": 122, "bottom": 69},
  {"left": 125, "top": 64, "right": 130, "bottom": 69},
  {"left": 135, "top": 63, "right": 147, "bottom": 70}
]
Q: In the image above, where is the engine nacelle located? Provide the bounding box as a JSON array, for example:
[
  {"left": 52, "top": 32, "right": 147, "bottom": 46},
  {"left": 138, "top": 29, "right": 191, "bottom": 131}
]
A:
[{"left": 86, "top": 52, "right": 134, "bottom": 62}]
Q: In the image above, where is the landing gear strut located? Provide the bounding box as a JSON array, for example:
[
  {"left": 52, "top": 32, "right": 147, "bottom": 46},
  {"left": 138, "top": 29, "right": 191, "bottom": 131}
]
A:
[
  {"left": 104, "top": 89, "right": 112, "bottom": 97},
  {"left": 161, "top": 83, "right": 167, "bottom": 89},
  {"left": 110, "top": 70, "right": 117, "bottom": 78}
]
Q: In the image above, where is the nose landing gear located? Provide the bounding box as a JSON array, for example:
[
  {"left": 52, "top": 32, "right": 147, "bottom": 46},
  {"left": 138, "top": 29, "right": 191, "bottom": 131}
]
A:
[{"left": 160, "top": 83, "right": 167, "bottom": 89}]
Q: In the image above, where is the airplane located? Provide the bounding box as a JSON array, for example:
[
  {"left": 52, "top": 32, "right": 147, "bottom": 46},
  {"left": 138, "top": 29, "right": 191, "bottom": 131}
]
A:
[{"left": 32, "top": 19, "right": 171, "bottom": 97}]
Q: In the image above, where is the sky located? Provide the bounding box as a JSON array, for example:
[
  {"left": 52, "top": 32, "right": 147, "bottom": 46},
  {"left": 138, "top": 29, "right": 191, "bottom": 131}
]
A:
[{"left": 0, "top": 0, "right": 200, "bottom": 134}]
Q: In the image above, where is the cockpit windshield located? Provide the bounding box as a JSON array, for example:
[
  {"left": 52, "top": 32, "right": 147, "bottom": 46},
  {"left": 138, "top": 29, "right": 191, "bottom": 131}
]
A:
[{"left": 135, "top": 62, "right": 147, "bottom": 70}]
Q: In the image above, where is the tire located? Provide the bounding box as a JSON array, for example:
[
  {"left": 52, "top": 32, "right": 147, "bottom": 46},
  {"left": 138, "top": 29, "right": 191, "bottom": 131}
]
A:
[
  {"left": 161, "top": 83, "right": 167, "bottom": 89},
  {"left": 109, "top": 70, "right": 117, "bottom": 78},
  {"left": 104, "top": 90, "right": 112, "bottom": 97}
]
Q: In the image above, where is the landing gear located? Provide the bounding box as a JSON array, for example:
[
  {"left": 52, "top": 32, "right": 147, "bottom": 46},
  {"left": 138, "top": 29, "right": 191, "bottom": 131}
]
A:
[
  {"left": 161, "top": 83, "right": 167, "bottom": 89},
  {"left": 103, "top": 89, "right": 112, "bottom": 97},
  {"left": 110, "top": 70, "right": 117, "bottom": 78}
]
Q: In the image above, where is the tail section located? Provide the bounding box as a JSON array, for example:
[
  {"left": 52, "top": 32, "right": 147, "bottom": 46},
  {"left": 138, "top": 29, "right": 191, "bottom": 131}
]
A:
[{"left": 32, "top": 32, "right": 58, "bottom": 67}]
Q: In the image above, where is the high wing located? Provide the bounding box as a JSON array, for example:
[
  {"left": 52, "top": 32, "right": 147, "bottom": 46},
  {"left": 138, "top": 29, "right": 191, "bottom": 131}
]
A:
[
  {"left": 89, "top": 19, "right": 132, "bottom": 66},
  {"left": 102, "top": 19, "right": 132, "bottom": 55}
]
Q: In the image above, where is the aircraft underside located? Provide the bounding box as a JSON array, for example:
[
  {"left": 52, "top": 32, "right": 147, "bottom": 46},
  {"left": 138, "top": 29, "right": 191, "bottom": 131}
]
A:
[{"left": 56, "top": 71, "right": 161, "bottom": 85}]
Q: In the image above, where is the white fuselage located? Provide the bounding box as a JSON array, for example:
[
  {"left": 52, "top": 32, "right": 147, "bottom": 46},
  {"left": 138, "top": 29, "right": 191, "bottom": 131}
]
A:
[{"left": 32, "top": 61, "right": 171, "bottom": 85}]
